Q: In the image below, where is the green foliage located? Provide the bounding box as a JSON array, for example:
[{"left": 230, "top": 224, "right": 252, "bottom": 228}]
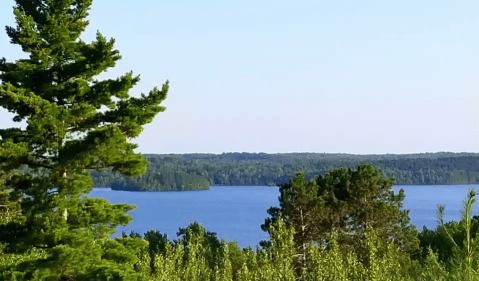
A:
[
  {"left": 90, "top": 152, "right": 479, "bottom": 191},
  {"left": 413, "top": 248, "right": 446, "bottom": 281},
  {"left": 0, "top": 169, "right": 19, "bottom": 225},
  {"left": 176, "top": 222, "right": 223, "bottom": 271},
  {"left": 303, "top": 228, "right": 405, "bottom": 281},
  {"left": 262, "top": 164, "right": 419, "bottom": 269},
  {"left": 0, "top": 0, "right": 167, "bottom": 279},
  {"left": 418, "top": 216, "right": 479, "bottom": 264},
  {"left": 417, "top": 189, "right": 479, "bottom": 280},
  {"left": 106, "top": 168, "right": 210, "bottom": 191},
  {"left": 125, "top": 219, "right": 419, "bottom": 281}
]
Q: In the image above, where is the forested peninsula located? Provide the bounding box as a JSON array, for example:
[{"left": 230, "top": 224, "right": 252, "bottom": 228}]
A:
[{"left": 89, "top": 152, "right": 479, "bottom": 191}]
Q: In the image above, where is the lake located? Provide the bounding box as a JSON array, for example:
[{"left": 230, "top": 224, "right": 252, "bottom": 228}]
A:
[{"left": 89, "top": 184, "right": 479, "bottom": 248}]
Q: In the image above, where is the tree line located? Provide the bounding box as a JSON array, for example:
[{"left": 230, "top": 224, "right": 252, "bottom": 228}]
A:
[
  {"left": 90, "top": 153, "right": 479, "bottom": 191},
  {"left": 5, "top": 162, "right": 478, "bottom": 280}
]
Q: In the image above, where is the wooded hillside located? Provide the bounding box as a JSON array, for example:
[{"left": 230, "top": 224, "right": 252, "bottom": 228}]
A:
[{"left": 89, "top": 152, "right": 479, "bottom": 191}]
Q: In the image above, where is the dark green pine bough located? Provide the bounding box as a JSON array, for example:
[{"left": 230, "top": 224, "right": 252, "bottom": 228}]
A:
[{"left": 0, "top": 0, "right": 168, "bottom": 279}]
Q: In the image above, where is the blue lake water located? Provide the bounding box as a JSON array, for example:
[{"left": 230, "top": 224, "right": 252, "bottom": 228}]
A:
[
  {"left": 396, "top": 185, "right": 479, "bottom": 230},
  {"left": 89, "top": 184, "right": 479, "bottom": 248}
]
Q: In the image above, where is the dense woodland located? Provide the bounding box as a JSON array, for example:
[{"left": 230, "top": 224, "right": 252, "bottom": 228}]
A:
[{"left": 90, "top": 152, "right": 479, "bottom": 191}]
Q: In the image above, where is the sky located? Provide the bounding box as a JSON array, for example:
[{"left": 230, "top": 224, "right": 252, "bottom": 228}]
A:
[{"left": 0, "top": 1, "right": 478, "bottom": 155}]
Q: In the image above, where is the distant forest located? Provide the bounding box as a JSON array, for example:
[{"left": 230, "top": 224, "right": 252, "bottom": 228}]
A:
[{"left": 89, "top": 152, "right": 479, "bottom": 191}]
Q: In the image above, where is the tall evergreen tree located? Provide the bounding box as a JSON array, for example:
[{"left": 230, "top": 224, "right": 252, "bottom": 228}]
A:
[
  {"left": 262, "top": 164, "right": 419, "bottom": 270},
  {"left": 0, "top": 0, "right": 168, "bottom": 279}
]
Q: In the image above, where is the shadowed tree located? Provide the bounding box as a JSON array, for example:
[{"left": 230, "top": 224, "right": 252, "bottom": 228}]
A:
[
  {"left": 0, "top": 0, "right": 168, "bottom": 279},
  {"left": 262, "top": 164, "right": 419, "bottom": 275}
]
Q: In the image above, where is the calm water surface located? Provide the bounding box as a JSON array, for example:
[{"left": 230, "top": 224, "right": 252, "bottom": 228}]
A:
[
  {"left": 90, "top": 186, "right": 279, "bottom": 248},
  {"left": 395, "top": 185, "right": 479, "bottom": 230},
  {"left": 89, "top": 184, "right": 479, "bottom": 248}
]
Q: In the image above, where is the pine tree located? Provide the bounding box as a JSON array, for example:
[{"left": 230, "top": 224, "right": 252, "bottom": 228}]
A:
[
  {"left": 262, "top": 164, "right": 420, "bottom": 270},
  {"left": 0, "top": 0, "right": 168, "bottom": 279}
]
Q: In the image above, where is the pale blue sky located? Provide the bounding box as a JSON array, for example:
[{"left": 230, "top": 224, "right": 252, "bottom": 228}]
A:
[{"left": 1, "top": 1, "right": 478, "bottom": 154}]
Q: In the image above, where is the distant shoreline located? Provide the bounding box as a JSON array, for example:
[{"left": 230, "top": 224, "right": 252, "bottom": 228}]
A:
[{"left": 93, "top": 183, "right": 479, "bottom": 193}]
